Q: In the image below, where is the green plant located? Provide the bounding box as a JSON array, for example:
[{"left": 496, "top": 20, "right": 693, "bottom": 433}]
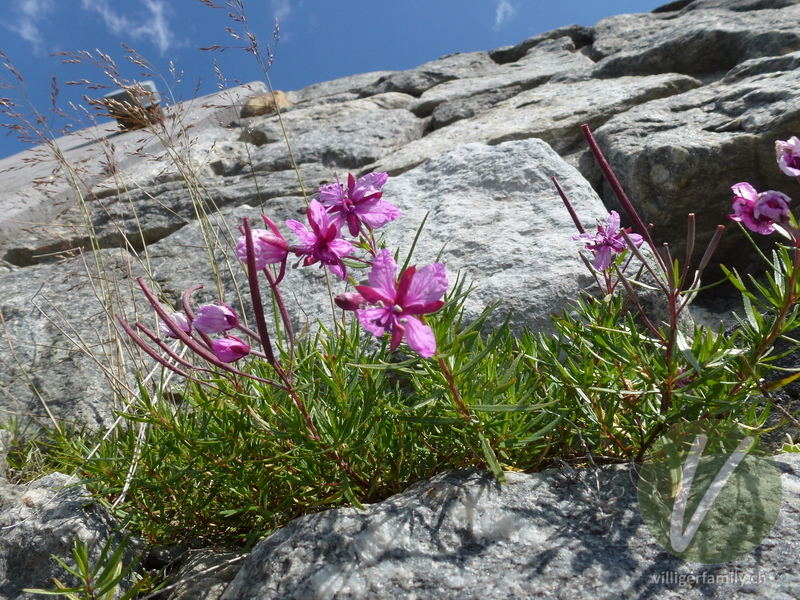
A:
[{"left": 23, "top": 536, "right": 155, "bottom": 600}]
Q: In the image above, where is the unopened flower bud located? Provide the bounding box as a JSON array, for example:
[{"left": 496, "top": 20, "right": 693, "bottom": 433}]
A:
[
  {"left": 159, "top": 312, "right": 191, "bottom": 338},
  {"left": 334, "top": 292, "right": 365, "bottom": 311},
  {"left": 212, "top": 335, "right": 250, "bottom": 363},
  {"left": 194, "top": 303, "right": 239, "bottom": 334}
]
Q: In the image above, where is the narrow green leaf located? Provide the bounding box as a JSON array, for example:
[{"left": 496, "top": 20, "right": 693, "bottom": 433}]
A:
[{"left": 479, "top": 433, "right": 506, "bottom": 484}]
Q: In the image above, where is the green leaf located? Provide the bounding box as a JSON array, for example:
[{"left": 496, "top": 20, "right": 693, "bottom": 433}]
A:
[{"left": 479, "top": 433, "right": 506, "bottom": 484}]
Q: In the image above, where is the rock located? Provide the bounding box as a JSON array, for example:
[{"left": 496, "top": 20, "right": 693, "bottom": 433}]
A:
[
  {"left": 0, "top": 472, "right": 134, "bottom": 599},
  {"left": 359, "top": 51, "right": 498, "bottom": 97},
  {"left": 239, "top": 90, "right": 292, "bottom": 118},
  {"left": 588, "top": 4, "right": 800, "bottom": 78},
  {"left": 243, "top": 93, "right": 425, "bottom": 171},
  {"left": 0, "top": 430, "right": 11, "bottom": 480},
  {"left": 410, "top": 37, "right": 595, "bottom": 129},
  {"left": 488, "top": 24, "right": 594, "bottom": 64},
  {"left": 589, "top": 53, "right": 800, "bottom": 274},
  {"left": 374, "top": 73, "right": 702, "bottom": 175},
  {"left": 219, "top": 454, "right": 800, "bottom": 600},
  {"left": 0, "top": 249, "right": 142, "bottom": 430},
  {"left": 165, "top": 549, "right": 244, "bottom": 600},
  {"left": 379, "top": 138, "right": 607, "bottom": 334},
  {"left": 286, "top": 71, "right": 396, "bottom": 105},
  {"left": 0, "top": 82, "right": 268, "bottom": 264}
]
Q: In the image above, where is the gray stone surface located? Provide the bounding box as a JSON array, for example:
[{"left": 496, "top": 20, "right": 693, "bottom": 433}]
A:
[
  {"left": 243, "top": 93, "right": 425, "bottom": 171},
  {"left": 0, "top": 472, "right": 131, "bottom": 600},
  {"left": 165, "top": 549, "right": 244, "bottom": 600},
  {"left": 219, "top": 454, "right": 800, "bottom": 600},
  {"left": 373, "top": 73, "right": 702, "bottom": 175},
  {"left": 0, "top": 249, "right": 142, "bottom": 430},
  {"left": 359, "top": 51, "right": 498, "bottom": 97}
]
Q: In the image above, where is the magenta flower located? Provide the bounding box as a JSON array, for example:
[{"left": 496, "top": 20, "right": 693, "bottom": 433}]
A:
[
  {"left": 729, "top": 182, "right": 791, "bottom": 235},
  {"left": 159, "top": 312, "right": 191, "bottom": 339},
  {"left": 193, "top": 303, "right": 239, "bottom": 334},
  {"left": 334, "top": 292, "right": 366, "bottom": 312},
  {"left": 573, "top": 211, "right": 643, "bottom": 271},
  {"left": 236, "top": 217, "right": 288, "bottom": 270},
  {"left": 318, "top": 172, "right": 400, "bottom": 237},
  {"left": 212, "top": 335, "right": 250, "bottom": 363},
  {"left": 776, "top": 137, "right": 800, "bottom": 177},
  {"left": 350, "top": 249, "right": 448, "bottom": 358},
  {"left": 286, "top": 200, "right": 355, "bottom": 279}
]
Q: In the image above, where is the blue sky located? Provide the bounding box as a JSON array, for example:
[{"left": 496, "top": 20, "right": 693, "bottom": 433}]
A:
[{"left": 0, "top": 0, "right": 666, "bottom": 160}]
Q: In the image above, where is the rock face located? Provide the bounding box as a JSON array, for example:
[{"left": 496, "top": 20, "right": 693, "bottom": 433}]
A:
[
  {"left": 0, "top": 472, "right": 132, "bottom": 600},
  {"left": 220, "top": 454, "right": 800, "bottom": 600},
  {"left": 2, "top": 0, "right": 800, "bottom": 595}
]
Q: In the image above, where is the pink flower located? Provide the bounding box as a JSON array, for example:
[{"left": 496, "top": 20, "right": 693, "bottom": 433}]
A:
[
  {"left": 352, "top": 249, "right": 448, "bottom": 358},
  {"left": 286, "top": 200, "right": 355, "bottom": 279},
  {"left": 776, "top": 137, "right": 800, "bottom": 177},
  {"left": 236, "top": 217, "right": 288, "bottom": 270},
  {"left": 212, "top": 335, "right": 250, "bottom": 363},
  {"left": 334, "top": 292, "right": 366, "bottom": 311},
  {"left": 573, "top": 211, "right": 643, "bottom": 271},
  {"left": 730, "top": 182, "right": 791, "bottom": 235},
  {"left": 193, "top": 303, "right": 239, "bottom": 334},
  {"left": 318, "top": 172, "right": 400, "bottom": 237},
  {"left": 159, "top": 312, "right": 191, "bottom": 338}
]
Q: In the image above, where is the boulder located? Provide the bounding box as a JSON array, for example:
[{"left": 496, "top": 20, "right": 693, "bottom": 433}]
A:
[
  {"left": 219, "top": 454, "right": 800, "bottom": 600},
  {"left": 239, "top": 90, "right": 292, "bottom": 118},
  {"left": 0, "top": 472, "right": 134, "bottom": 599}
]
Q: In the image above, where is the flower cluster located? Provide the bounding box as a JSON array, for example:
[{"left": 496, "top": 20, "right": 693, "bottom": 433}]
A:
[
  {"left": 729, "top": 136, "right": 799, "bottom": 236},
  {"left": 157, "top": 301, "right": 251, "bottom": 363},
  {"left": 121, "top": 172, "right": 449, "bottom": 379},
  {"left": 235, "top": 172, "right": 400, "bottom": 281}
]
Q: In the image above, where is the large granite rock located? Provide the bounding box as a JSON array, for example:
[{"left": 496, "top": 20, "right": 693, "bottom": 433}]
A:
[{"left": 219, "top": 454, "right": 800, "bottom": 600}]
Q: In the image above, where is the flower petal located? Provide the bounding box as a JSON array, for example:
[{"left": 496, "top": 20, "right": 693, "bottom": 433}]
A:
[
  {"left": 403, "top": 262, "right": 448, "bottom": 308},
  {"left": 366, "top": 249, "right": 399, "bottom": 300},
  {"left": 403, "top": 316, "right": 437, "bottom": 358}
]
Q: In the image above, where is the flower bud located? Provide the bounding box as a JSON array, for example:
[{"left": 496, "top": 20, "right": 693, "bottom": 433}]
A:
[
  {"left": 212, "top": 335, "right": 250, "bottom": 363},
  {"left": 334, "top": 292, "right": 365, "bottom": 311},
  {"left": 194, "top": 303, "right": 239, "bottom": 334},
  {"left": 237, "top": 228, "right": 289, "bottom": 270},
  {"left": 158, "top": 312, "right": 191, "bottom": 338}
]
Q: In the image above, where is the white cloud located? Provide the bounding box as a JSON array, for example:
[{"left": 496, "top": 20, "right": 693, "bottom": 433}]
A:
[
  {"left": 0, "top": 0, "right": 56, "bottom": 53},
  {"left": 80, "top": 0, "right": 175, "bottom": 56},
  {"left": 270, "top": 0, "right": 293, "bottom": 25},
  {"left": 494, "top": 0, "right": 517, "bottom": 31}
]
